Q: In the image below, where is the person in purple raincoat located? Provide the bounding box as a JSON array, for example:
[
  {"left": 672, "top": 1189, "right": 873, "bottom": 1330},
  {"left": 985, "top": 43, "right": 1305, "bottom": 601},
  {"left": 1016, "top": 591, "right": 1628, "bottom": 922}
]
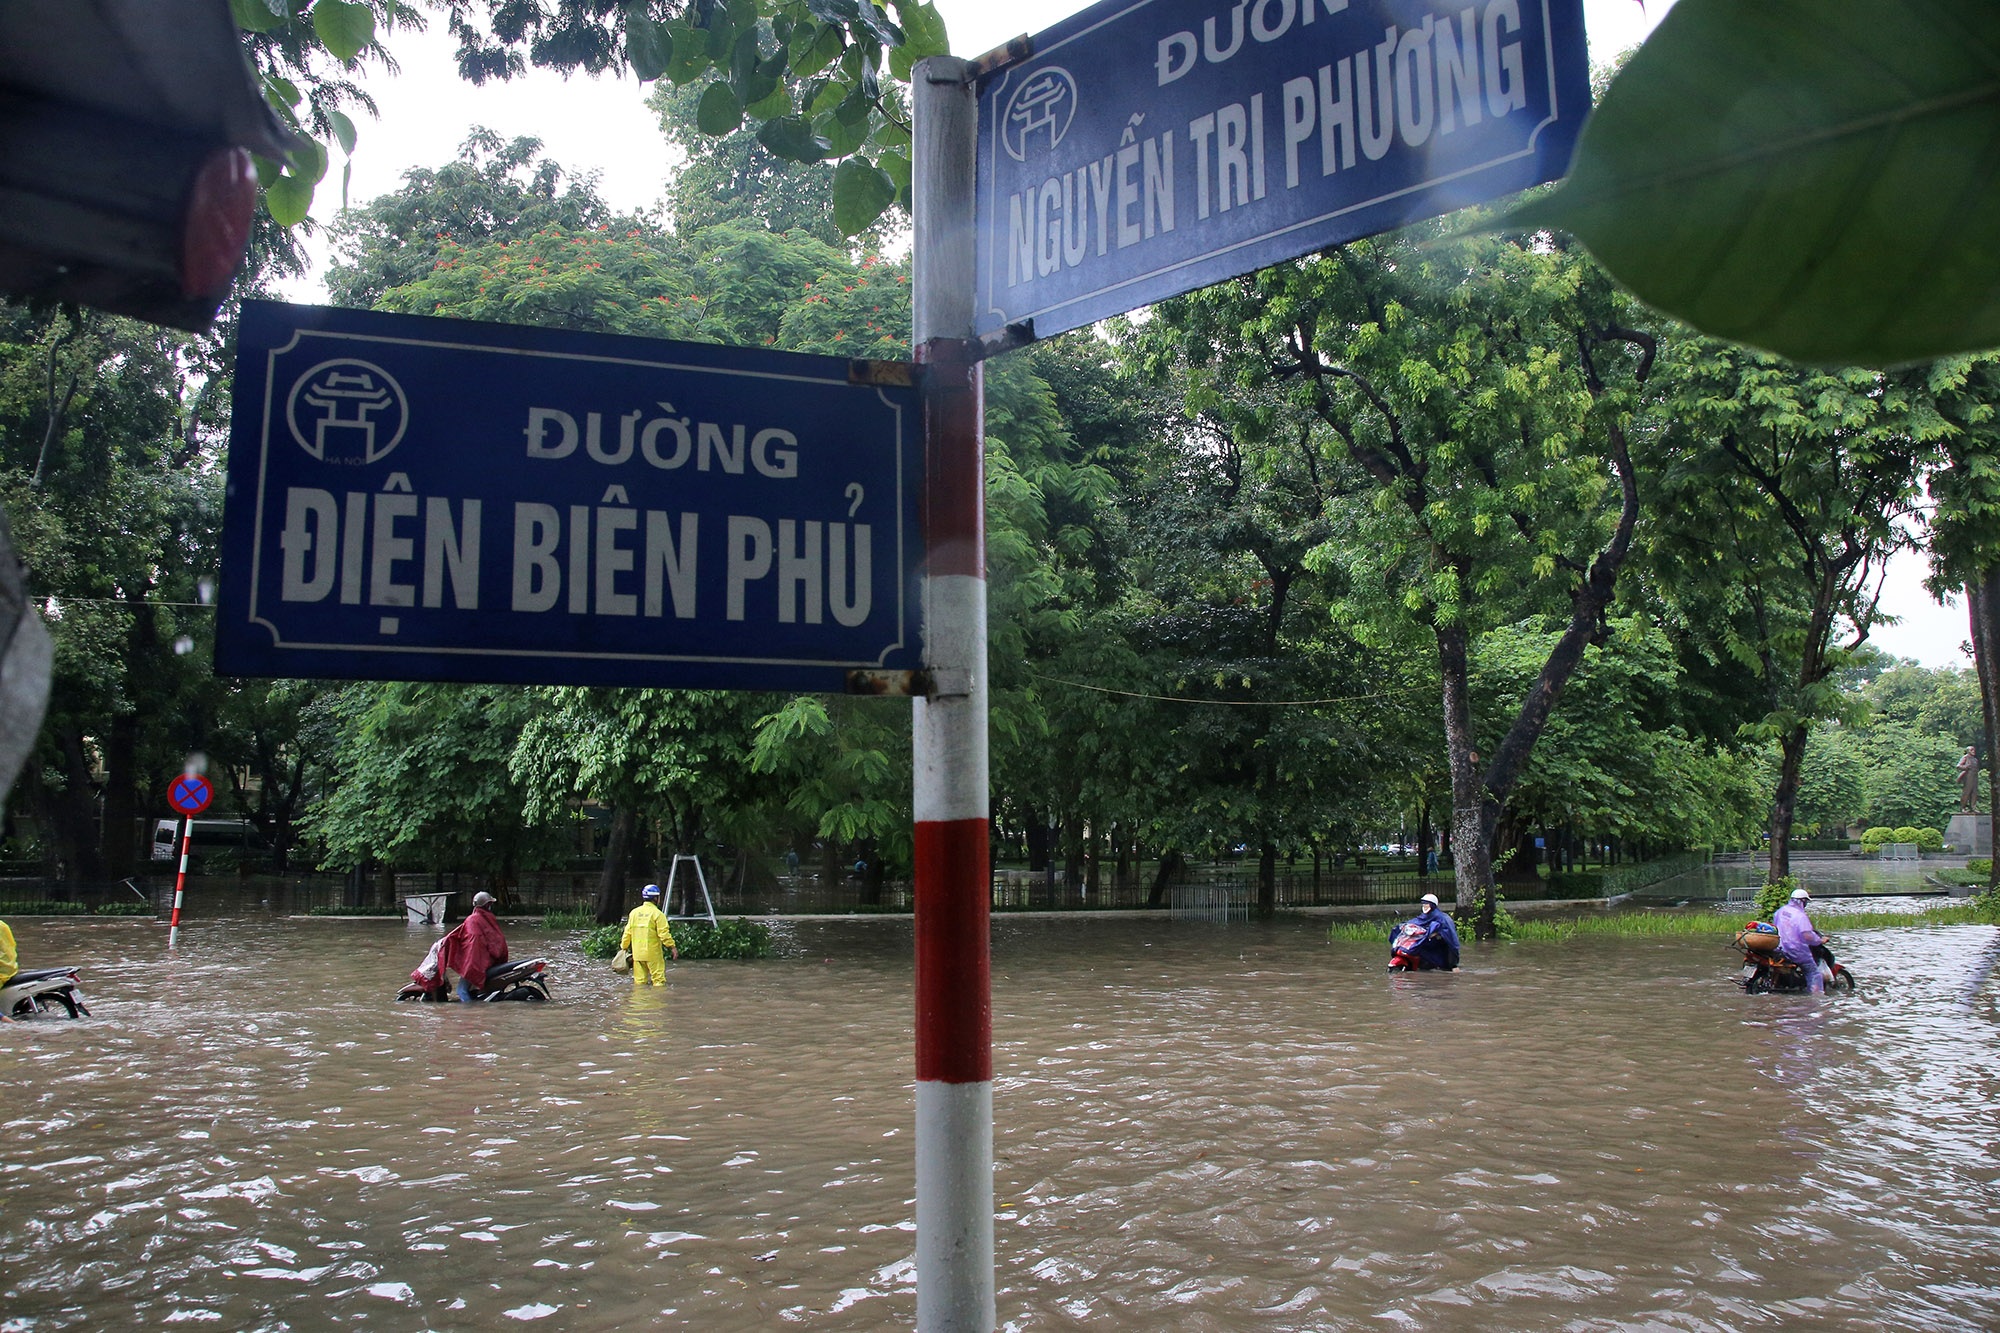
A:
[{"left": 1774, "top": 886, "right": 1826, "bottom": 994}]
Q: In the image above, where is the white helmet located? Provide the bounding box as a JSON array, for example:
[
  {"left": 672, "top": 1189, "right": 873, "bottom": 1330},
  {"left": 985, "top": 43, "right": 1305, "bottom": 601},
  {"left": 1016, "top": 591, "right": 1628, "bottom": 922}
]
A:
[
  {"left": 1419, "top": 893, "right": 1440, "bottom": 907},
  {"left": 1790, "top": 887, "right": 1811, "bottom": 900}
]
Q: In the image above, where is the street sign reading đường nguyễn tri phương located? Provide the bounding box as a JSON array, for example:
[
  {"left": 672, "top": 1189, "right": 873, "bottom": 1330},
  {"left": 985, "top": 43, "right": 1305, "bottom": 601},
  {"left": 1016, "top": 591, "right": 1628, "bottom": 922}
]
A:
[{"left": 974, "top": 0, "right": 1591, "bottom": 341}]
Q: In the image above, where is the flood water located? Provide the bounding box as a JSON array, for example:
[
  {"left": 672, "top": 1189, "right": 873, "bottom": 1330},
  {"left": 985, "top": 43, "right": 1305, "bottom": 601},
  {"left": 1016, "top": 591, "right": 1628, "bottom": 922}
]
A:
[{"left": 3, "top": 912, "right": 1998, "bottom": 1331}]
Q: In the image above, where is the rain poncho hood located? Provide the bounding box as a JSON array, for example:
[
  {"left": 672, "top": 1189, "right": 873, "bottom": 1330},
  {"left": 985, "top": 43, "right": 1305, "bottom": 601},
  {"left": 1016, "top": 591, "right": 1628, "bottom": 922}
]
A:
[{"left": 440, "top": 906, "right": 508, "bottom": 992}]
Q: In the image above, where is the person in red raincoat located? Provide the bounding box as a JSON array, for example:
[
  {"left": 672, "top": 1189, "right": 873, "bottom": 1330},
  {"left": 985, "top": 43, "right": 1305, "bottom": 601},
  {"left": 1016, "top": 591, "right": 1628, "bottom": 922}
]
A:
[{"left": 439, "top": 891, "right": 509, "bottom": 1001}]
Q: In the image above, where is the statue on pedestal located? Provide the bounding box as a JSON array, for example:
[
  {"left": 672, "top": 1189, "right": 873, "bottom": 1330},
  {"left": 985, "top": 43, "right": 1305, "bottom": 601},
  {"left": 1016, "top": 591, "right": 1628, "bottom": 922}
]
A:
[{"left": 1960, "top": 745, "right": 1982, "bottom": 814}]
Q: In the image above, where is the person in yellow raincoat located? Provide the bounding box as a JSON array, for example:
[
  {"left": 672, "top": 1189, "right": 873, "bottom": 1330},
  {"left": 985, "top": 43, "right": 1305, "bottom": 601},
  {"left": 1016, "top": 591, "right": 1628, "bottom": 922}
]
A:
[
  {"left": 620, "top": 884, "right": 677, "bottom": 985},
  {"left": 0, "top": 919, "right": 16, "bottom": 1020}
]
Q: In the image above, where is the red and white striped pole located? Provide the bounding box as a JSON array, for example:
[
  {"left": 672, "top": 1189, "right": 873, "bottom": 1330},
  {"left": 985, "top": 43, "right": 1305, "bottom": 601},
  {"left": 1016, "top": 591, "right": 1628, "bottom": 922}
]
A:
[
  {"left": 911, "top": 55, "right": 994, "bottom": 1332},
  {"left": 168, "top": 815, "right": 192, "bottom": 946}
]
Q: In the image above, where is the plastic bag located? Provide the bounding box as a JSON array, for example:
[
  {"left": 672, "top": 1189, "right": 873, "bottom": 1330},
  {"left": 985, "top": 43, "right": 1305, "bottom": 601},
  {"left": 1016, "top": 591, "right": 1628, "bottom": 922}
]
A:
[{"left": 612, "top": 947, "right": 631, "bottom": 973}]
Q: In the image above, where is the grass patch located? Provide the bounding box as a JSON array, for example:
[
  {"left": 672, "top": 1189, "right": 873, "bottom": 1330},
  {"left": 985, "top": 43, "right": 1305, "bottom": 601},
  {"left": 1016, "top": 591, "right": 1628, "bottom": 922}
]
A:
[
  {"left": 542, "top": 908, "right": 596, "bottom": 929},
  {"left": 1509, "top": 905, "right": 1992, "bottom": 941},
  {"left": 1329, "top": 902, "right": 1996, "bottom": 945}
]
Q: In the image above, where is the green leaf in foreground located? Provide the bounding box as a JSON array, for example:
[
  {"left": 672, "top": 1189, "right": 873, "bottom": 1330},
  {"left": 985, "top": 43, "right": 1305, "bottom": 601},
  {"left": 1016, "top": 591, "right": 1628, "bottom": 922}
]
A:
[
  {"left": 832, "top": 155, "right": 896, "bottom": 236},
  {"left": 757, "top": 115, "right": 829, "bottom": 163},
  {"left": 265, "top": 172, "right": 315, "bottom": 226},
  {"left": 696, "top": 80, "right": 744, "bottom": 135},
  {"left": 311, "top": 0, "right": 375, "bottom": 63},
  {"left": 1498, "top": 0, "right": 2000, "bottom": 367}
]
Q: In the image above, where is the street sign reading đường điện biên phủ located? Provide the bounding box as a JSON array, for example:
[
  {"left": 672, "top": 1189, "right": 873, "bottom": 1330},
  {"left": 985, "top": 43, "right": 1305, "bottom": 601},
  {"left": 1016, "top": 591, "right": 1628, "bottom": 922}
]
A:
[{"left": 215, "top": 301, "right": 924, "bottom": 693}]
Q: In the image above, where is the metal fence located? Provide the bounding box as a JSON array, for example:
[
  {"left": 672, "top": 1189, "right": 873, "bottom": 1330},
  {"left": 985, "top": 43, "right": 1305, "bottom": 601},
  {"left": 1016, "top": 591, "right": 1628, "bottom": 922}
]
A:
[{"left": 0, "top": 863, "right": 1437, "bottom": 919}]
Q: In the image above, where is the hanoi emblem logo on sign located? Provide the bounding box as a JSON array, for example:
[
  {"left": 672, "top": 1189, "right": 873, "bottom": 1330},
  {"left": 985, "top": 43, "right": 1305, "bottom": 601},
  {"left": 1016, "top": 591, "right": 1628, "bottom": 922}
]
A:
[
  {"left": 1002, "top": 67, "right": 1079, "bottom": 161},
  {"left": 285, "top": 358, "right": 408, "bottom": 464}
]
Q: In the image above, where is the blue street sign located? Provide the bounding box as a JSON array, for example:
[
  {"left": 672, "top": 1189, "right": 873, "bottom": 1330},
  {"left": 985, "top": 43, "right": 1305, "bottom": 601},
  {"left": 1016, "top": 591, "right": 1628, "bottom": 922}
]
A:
[
  {"left": 974, "top": 0, "right": 1590, "bottom": 339},
  {"left": 217, "top": 302, "right": 924, "bottom": 692}
]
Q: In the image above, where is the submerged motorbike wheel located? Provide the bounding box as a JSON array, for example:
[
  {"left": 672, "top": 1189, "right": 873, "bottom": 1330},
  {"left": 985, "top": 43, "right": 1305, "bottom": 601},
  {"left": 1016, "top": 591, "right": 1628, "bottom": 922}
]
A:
[
  {"left": 1828, "top": 968, "right": 1856, "bottom": 993},
  {"left": 11, "top": 992, "right": 81, "bottom": 1018}
]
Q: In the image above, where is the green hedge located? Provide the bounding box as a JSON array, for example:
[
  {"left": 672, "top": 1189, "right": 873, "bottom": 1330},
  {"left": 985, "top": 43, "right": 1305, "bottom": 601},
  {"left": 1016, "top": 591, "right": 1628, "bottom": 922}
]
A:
[
  {"left": 306, "top": 905, "right": 404, "bottom": 916},
  {"left": 0, "top": 900, "right": 86, "bottom": 915},
  {"left": 1541, "top": 872, "right": 1610, "bottom": 899},
  {"left": 581, "top": 917, "right": 775, "bottom": 961},
  {"left": 1861, "top": 826, "right": 1942, "bottom": 852},
  {"left": 1541, "top": 851, "right": 1710, "bottom": 900},
  {"left": 92, "top": 902, "right": 153, "bottom": 915}
]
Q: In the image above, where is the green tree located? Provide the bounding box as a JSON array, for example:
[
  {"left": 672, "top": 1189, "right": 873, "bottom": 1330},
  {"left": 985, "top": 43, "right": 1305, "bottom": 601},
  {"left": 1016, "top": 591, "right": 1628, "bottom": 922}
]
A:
[
  {"left": 1924, "top": 356, "right": 2000, "bottom": 888},
  {"left": 1856, "top": 722, "right": 1963, "bottom": 833},
  {"left": 1133, "top": 229, "right": 1657, "bottom": 937},
  {"left": 0, "top": 308, "right": 223, "bottom": 881},
  {"left": 306, "top": 682, "right": 568, "bottom": 884},
  {"left": 325, "top": 129, "right": 620, "bottom": 308},
  {"left": 238, "top": 0, "right": 949, "bottom": 237},
  {"left": 1648, "top": 345, "right": 1941, "bottom": 880}
]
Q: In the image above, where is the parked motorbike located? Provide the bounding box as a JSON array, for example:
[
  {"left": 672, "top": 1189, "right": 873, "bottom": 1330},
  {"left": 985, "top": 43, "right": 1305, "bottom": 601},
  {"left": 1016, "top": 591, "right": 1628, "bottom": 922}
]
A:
[
  {"left": 2, "top": 966, "right": 91, "bottom": 1018},
  {"left": 397, "top": 958, "right": 551, "bottom": 1003},
  {"left": 1388, "top": 920, "right": 1455, "bottom": 972},
  {"left": 1734, "top": 923, "right": 1855, "bottom": 994}
]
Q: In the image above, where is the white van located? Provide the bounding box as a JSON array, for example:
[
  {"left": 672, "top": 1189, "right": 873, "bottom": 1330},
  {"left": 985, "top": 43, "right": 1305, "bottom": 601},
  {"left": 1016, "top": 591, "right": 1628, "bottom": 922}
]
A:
[{"left": 151, "top": 818, "right": 266, "bottom": 862}]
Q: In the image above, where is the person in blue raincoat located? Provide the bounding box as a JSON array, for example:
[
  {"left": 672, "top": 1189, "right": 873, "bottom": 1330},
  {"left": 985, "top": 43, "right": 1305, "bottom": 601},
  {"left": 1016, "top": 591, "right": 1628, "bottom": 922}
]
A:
[{"left": 1394, "top": 893, "right": 1461, "bottom": 971}]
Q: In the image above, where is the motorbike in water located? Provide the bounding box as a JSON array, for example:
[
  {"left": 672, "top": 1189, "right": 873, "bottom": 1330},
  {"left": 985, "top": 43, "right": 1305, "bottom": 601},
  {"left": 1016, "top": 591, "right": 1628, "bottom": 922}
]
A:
[
  {"left": 397, "top": 958, "right": 552, "bottom": 1003},
  {"left": 1388, "top": 920, "right": 1456, "bottom": 972},
  {"left": 1734, "top": 923, "right": 1855, "bottom": 994},
  {"left": 2, "top": 966, "right": 91, "bottom": 1018}
]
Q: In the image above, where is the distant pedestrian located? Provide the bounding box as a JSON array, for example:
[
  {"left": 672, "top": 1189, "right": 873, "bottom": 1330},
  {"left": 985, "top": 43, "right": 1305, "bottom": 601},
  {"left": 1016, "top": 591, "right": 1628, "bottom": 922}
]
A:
[
  {"left": 784, "top": 848, "right": 801, "bottom": 877},
  {"left": 1424, "top": 847, "right": 1439, "bottom": 875},
  {"left": 621, "top": 884, "right": 677, "bottom": 986}
]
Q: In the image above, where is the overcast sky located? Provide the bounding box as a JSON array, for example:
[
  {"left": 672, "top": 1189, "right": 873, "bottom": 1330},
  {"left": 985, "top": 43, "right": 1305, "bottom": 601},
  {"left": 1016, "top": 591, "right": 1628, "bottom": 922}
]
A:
[{"left": 285, "top": 0, "right": 1972, "bottom": 670}]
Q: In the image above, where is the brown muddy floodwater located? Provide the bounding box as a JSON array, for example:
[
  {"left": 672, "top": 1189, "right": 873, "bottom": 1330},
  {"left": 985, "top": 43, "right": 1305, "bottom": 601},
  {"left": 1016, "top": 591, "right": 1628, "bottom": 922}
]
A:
[{"left": 2, "top": 911, "right": 1998, "bottom": 1331}]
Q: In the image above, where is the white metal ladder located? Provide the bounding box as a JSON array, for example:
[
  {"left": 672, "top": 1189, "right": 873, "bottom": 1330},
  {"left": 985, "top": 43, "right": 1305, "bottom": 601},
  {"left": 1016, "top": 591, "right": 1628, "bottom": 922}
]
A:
[{"left": 663, "top": 853, "right": 719, "bottom": 926}]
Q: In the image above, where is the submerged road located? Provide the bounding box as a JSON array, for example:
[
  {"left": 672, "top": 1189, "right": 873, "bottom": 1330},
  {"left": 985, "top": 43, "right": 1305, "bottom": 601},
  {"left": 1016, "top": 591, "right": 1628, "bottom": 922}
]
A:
[{"left": 1, "top": 913, "right": 1995, "bottom": 1329}]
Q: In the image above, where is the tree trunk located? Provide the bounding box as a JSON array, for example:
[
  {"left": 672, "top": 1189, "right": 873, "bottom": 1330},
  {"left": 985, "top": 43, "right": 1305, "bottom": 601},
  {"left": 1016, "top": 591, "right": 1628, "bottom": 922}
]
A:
[
  {"left": 1971, "top": 575, "right": 2000, "bottom": 888},
  {"left": 1146, "top": 849, "right": 1183, "bottom": 908},
  {"left": 50, "top": 728, "right": 103, "bottom": 886},
  {"left": 1767, "top": 725, "right": 1808, "bottom": 883},
  {"left": 1438, "top": 623, "right": 1497, "bottom": 933},
  {"left": 1025, "top": 815, "right": 1054, "bottom": 872},
  {"left": 1415, "top": 798, "right": 1433, "bottom": 879},
  {"left": 593, "top": 805, "right": 637, "bottom": 924},
  {"left": 1256, "top": 841, "right": 1277, "bottom": 918},
  {"left": 100, "top": 712, "right": 139, "bottom": 880}
]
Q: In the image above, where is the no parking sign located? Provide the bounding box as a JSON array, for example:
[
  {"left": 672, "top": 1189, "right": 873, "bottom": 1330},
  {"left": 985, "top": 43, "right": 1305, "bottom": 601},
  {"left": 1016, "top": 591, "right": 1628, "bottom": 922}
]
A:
[{"left": 167, "top": 773, "right": 212, "bottom": 817}]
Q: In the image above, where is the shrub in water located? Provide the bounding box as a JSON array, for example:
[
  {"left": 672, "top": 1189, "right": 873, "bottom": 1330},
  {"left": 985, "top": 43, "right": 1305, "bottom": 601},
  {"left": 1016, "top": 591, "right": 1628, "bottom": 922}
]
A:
[
  {"left": 1916, "top": 827, "right": 1945, "bottom": 852},
  {"left": 92, "top": 902, "right": 152, "bottom": 915},
  {"left": 580, "top": 918, "right": 775, "bottom": 961},
  {"left": 675, "top": 919, "right": 775, "bottom": 960},
  {"left": 1861, "top": 827, "right": 1896, "bottom": 852},
  {"left": 0, "top": 900, "right": 85, "bottom": 915}
]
